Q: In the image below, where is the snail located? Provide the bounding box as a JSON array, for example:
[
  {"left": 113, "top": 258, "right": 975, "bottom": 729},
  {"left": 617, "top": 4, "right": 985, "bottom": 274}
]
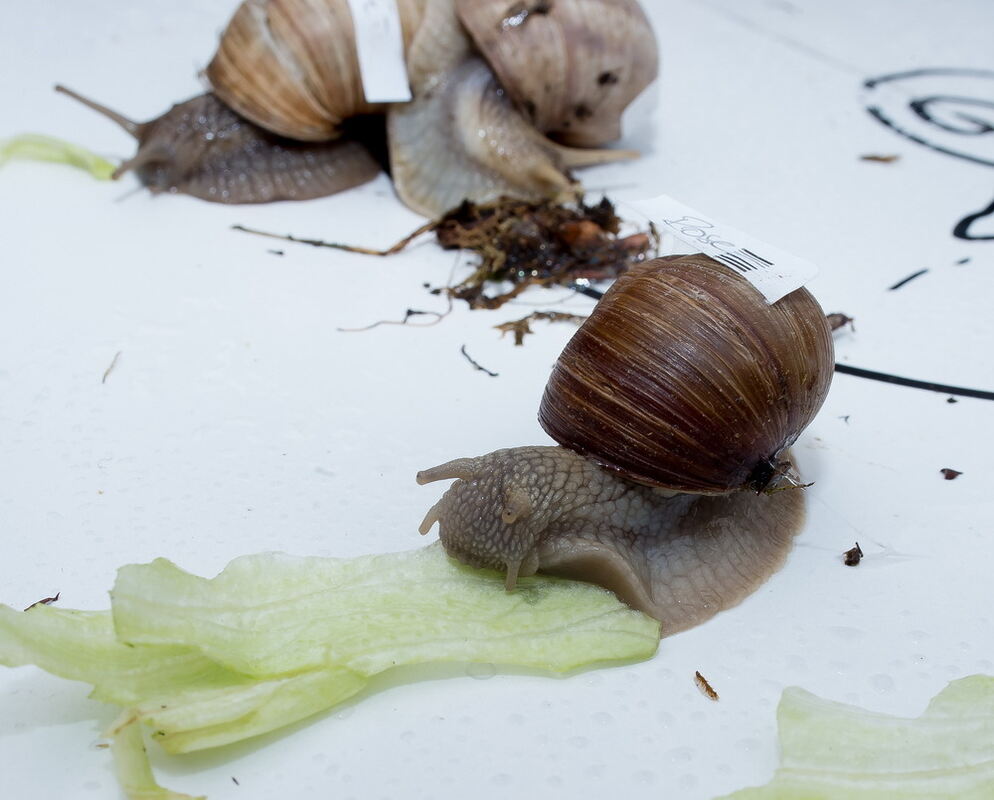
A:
[
  {"left": 54, "top": 86, "right": 381, "bottom": 203},
  {"left": 52, "top": 0, "right": 657, "bottom": 210},
  {"left": 59, "top": 0, "right": 657, "bottom": 211},
  {"left": 385, "top": 0, "right": 640, "bottom": 214},
  {"left": 417, "top": 254, "right": 834, "bottom": 634}
]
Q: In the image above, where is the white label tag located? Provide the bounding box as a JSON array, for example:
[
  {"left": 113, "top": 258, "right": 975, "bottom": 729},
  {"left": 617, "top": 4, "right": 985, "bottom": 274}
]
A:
[
  {"left": 346, "top": 0, "right": 412, "bottom": 103},
  {"left": 626, "top": 194, "right": 818, "bottom": 303}
]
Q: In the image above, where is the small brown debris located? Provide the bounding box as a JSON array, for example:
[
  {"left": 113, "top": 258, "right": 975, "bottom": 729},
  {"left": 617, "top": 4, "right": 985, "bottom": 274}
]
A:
[
  {"left": 826, "top": 313, "right": 855, "bottom": 332},
  {"left": 232, "top": 777, "right": 240, "bottom": 786},
  {"left": 940, "top": 468, "right": 962, "bottom": 480},
  {"left": 860, "top": 154, "right": 900, "bottom": 163},
  {"left": 694, "top": 671, "right": 719, "bottom": 701},
  {"left": 238, "top": 197, "right": 656, "bottom": 311},
  {"left": 597, "top": 70, "right": 619, "bottom": 86},
  {"left": 843, "top": 542, "right": 863, "bottom": 566},
  {"left": 947, "top": 397, "right": 959, "bottom": 404},
  {"left": 24, "top": 592, "right": 60, "bottom": 611},
  {"left": 460, "top": 345, "right": 499, "bottom": 377},
  {"left": 101, "top": 351, "right": 122, "bottom": 384},
  {"left": 494, "top": 311, "right": 587, "bottom": 345}
]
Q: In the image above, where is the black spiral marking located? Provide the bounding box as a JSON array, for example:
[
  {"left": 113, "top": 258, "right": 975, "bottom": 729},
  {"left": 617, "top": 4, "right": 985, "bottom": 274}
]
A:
[{"left": 864, "top": 67, "right": 994, "bottom": 240}]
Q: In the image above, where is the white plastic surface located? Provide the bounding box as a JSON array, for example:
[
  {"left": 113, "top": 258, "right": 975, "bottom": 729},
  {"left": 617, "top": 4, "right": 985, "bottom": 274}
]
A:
[{"left": 1, "top": 2, "right": 992, "bottom": 799}]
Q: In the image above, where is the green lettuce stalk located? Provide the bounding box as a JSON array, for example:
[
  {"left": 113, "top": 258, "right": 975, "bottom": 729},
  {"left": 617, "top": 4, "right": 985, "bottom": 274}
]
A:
[{"left": 0, "top": 134, "right": 116, "bottom": 179}]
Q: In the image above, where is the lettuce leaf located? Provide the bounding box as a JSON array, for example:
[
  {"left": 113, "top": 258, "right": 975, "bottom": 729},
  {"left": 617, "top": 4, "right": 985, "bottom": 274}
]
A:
[
  {"left": 0, "top": 134, "right": 116, "bottom": 179},
  {"left": 1, "top": 543, "right": 659, "bottom": 795},
  {"left": 718, "top": 675, "right": 994, "bottom": 799},
  {"left": 111, "top": 544, "right": 659, "bottom": 677}
]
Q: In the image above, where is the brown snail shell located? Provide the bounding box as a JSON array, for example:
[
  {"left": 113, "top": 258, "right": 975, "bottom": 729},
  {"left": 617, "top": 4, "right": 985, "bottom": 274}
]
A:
[
  {"left": 55, "top": 86, "right": 380, "bottom": 203},
  {"left": 206, "top": 0, "right": 427, "bottom": 142},
  {"left": 538, "top": 254, "right": 834, "bottom": 494},
  {"left": 454, "top": 0, "right": 658, "bottom": 146},
  {"left": 388, "top": 0, "right": 636, "bottom": 216}
]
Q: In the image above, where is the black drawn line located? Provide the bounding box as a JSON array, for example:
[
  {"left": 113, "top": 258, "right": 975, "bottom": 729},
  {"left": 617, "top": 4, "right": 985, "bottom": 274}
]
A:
[
  {"left": 953, "top": 197, "right": 994, "bottom": 241},
  {"left": 835, "top": 364, "right": 994, "bottom": 401},
  {"left": 887, "top": 268, "right": 929, "bottom": 290}
]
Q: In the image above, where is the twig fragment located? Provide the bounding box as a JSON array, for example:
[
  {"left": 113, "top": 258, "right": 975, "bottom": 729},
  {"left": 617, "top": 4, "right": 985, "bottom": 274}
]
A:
[
  {"left": 843, "top": 542, "right": 863, "bottom": 566},
  {"left": 460, "top": 345, "right": 499, "bottom": 377},
  {"left": 494, "top": 311, "right": 588, "bottom": 345},
  {"left": 232, "top": 221, "right": 436, "bottom": 256},
  {"left": 102, "top": 351, "right": 122, "bottom": 384},
  {"left": 337, "top": 308, "right": 448, "bottom": 332}
]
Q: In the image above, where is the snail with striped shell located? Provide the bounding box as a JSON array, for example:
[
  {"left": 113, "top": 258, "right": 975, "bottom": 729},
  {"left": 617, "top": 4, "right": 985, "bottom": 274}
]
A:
[
  {"left": 57, "top": 0, "right": 658, "bottom": 214},
  {"left": 417, "top": 255, "right": 834, "bottom": 634}
]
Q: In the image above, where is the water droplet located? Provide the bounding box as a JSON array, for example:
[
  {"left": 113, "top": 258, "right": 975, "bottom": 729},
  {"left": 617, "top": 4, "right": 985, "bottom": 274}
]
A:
[
  {"left": 870, "top": 673, "right": 895, "bottom": 693},
  {"left": 633, "top": 769, "right": 655, "bottom": 785},
  {"left": 591, "top": 711, "right": 613, "bottom": 726},
  {"left": 490, "top": 773, "right": 512, "bottom": 786},
  {"left": 666, "top": 746, "right": 694, "bottom": 764},
  {"left": 567, "top": 735, "right": 588, "bottom": 749},
  {"left": 583, "top": 763, "right": 606, "bottom": 779},
  {"left": 680, "top": 774, "right": 699, "bottom": 790},
  {"left": 830, "top": 625, "right": 865, "bottom": 641},
  {"left": 737, "top": 737, "right": 761, "bottom": 753},
  {"left": 466, "top": 662, "right": 496, "bottom": 680}
]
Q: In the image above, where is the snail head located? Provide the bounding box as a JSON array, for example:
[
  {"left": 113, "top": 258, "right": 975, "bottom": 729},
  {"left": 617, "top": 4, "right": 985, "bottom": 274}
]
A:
[{"left": 417, "top": 450, "right": 555, "bottom": 591}]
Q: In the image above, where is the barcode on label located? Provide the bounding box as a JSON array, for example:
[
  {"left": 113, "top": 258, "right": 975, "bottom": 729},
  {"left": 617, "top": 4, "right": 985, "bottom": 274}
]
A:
[
  {"left": 626, "top": 195, "right": 818, "bottom": 303},
  {"left": 346, "top": 0, "right": 412, "bottom": 104},
  {"left": 712, "top": 247, "right": 774, "bottom": 274}
]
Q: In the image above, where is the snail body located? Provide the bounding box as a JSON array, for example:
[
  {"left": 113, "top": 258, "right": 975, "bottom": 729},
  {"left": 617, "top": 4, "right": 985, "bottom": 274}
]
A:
[
  {"left": 418, "top": 255, "right": 833, "bottom": 629},
  {"left": 418, "top": 446, "right": 803, "bottom": 634},
  {"left": 55, "top": 86, "right": 380, "bottom": 203}
]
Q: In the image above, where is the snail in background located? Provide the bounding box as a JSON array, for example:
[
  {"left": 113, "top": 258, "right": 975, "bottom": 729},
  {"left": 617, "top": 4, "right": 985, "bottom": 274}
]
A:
[
  {"left": 417, "top": 255, "right": 834, "bottom": 634},
  {"left": 56, "top": 0, "right": 657, "bottom": 213},
  {"left": 54, "top": 87, "right": 380, "bottom": 203}
]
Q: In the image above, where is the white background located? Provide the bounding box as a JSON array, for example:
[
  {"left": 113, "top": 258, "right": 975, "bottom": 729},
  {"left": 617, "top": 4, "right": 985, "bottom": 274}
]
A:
[{"left": 1, "top": 1, "right": 992, "bottom": 798}]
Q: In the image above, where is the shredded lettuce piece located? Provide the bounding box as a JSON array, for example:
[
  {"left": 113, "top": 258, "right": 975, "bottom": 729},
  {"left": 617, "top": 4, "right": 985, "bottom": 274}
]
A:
[
  {"left": 718, "top": 675, "right": 994, "bottom": 799},
  {"left": 111, "top": 544, "right": 659, "bottom": 677},
  {"left": 112, "top": 716, "right": 205, "bottom": 800},
  {"left": 0, "top": 133, "right": 116, "bottom": 179},
  {"left": 1, "top": 542, "right": 659, "bottom": 794},
  {"left": 0, "top": 605, "right": 247, "bottom": 706},
  {"left": 136, "top": 667, "right": 367, "bottom": 754}
]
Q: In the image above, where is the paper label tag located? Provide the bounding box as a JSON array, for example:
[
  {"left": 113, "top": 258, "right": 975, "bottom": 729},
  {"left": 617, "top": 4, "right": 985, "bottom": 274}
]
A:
[
  {"left": 346, "top": 0, "right": 412, "bottom": 103},
  {"left": 626, "top": 194, "right": 818, "bottom": 303}
]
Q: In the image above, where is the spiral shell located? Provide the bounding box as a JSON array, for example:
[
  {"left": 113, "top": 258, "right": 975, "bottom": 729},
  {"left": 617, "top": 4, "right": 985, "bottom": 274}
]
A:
[
  {"left": 538, "top": 255, "right": 834, "bottom": 494},
  {"left": 206, "top": 0, "right": 426, "bottom": 141},
  {"left": 455, "top": 0, "right": 658, "bottom": 146}
]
